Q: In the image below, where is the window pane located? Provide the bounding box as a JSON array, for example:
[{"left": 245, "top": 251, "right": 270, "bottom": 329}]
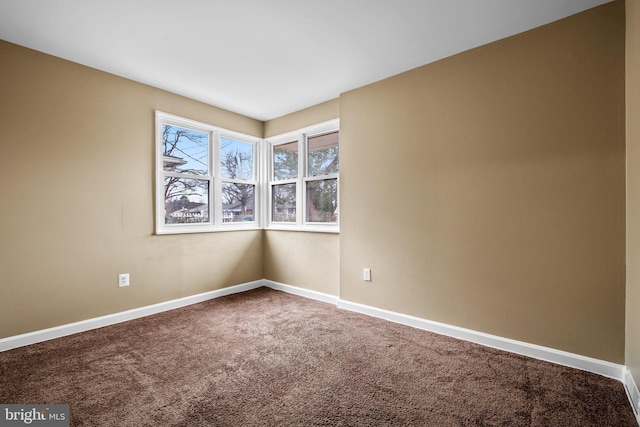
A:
[
  {"left": 308, "top": 131, "right": 339, "bottom": 177},
  {"left": 306, "top": 179, "right": 338, "bottom": 223},
  {"left": 273, "top": 141, "right": 298, "bottom": 180},
  {"left": 272, "top": 183, "right": 296, "bottom": 222},
  {"left": 222, "top": 182, "right": 255, "bottom": 222},
  {"left": 164, "top": 177, "right": 209, "bottom": 224},
  {"left": 220, "top": 137, "right": 254, "bottom": 180},
  {"left": 162, "top": 124, "right": 208, "bottom": 175}
]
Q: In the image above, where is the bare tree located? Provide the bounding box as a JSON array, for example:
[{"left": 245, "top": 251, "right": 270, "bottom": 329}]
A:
[
  {"left": 162, "top": 125, "right": 209, "bottom": 223},
  {"left": 162, "top": 126, "right": 208, "bottom": 174},
  {"left": 221, "top": 147, "right": 254, "bottom": 218}
]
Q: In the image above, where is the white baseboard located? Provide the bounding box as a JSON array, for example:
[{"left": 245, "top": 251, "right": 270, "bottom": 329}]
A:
[
  {"left": 336, "top": 298, "right": 625, "bottom": 382},
  {"left": 625, "top": 367, "right": 640, "bottom": 423},
  {"left": 1, "top": 279, "right": 637, "bottom": 425},
  {"left": 261, "top": 280, "right": 629, "bottom": 383},
  {"left": 263, "top": 280, "right": 339, "bottom": 305},
  {"left": 0, "top": 280, "right": 628, "bottom": 382},
  {"left": 0, "top": 280, "right": 264, "bottom": 352}
]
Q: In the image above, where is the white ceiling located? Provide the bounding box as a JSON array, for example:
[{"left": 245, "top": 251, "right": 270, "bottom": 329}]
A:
[{"left": 0, "top": 0, "right": 612, "bottom": 121}]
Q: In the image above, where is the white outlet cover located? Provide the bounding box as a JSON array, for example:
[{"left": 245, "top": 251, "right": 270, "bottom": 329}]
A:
[{"left": 118, "top": 273, "right": 130, "bottom": 287}]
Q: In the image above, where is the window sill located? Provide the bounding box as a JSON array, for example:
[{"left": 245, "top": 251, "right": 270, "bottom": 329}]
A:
[
  {"left": 154, "top": 224, "right": 339, "bottom": 235},
  {"left": 266, "top": 224, "right": 340, "bottom": 234},
  {"left": 155, "top": 224, "right": 261, "bottom": 235}
]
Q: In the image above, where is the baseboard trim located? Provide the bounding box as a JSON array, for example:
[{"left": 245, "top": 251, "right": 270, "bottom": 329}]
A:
[
  {"left": 258, "top": 281, "right": 626, "bottom": 382},
  {"left": 625, "top": 367, "right": 640, "bottom": 423},
  {"left": 336, "top": 297, "right": 624, "bottom": 381},
  {"left": 0, "top": 280, "right": 627, "bottom": 381},
  {"left": 2, "top": 278, "right": 637, "bottom": 424},
  {"left": 0, "top": 280, "right": 264, "bottom": 352},
  {"left": 263, "top": 280, "right": 339, "bottom": 305}
]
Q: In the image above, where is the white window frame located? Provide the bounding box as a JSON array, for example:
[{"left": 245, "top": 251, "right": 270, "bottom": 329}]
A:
[
  {"left": 155, "top": 111, "right": 261, "bottom": 234},
  {"left": 266, "top": 119, "right": 340, "bottom": 233}
]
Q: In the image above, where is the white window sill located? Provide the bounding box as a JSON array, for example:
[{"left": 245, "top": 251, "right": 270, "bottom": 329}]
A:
[
  {"left": 155, "top": 224, "right": 261, "bottom": 235},
  {"left": 155, "top": 225, "right": 339, "bottom": 235},
  {"left": 266, "top": 224, "right": 340, "bottom": 234}
]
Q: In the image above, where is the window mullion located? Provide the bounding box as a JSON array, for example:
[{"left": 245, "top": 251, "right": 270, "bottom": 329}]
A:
[
  {"left": 212, "top": 130, "right": 222, "bottom": 226},
  {"left": 257, "top": 138, "right": 266, "bottom": 227},
  {"left": 298, "top": 134, "right": 306, "bottom": 226}
]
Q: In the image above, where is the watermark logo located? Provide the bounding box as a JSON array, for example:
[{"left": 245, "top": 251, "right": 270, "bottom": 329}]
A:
[{"left": 0, "top": 405, "right": 69, "bottom": 426}]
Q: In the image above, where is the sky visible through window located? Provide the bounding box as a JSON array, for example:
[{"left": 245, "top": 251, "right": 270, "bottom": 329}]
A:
[
  {"left": 220, "top": 137, "right": 253, "bottom": 180},
  {"left": 162, "top": 124, "right": 208, "bottom": 175}
]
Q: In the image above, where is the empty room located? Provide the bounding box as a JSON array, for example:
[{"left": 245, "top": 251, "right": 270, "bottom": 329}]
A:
[{"left": 1, "top": 0, "right": 640, "bottom": 425}]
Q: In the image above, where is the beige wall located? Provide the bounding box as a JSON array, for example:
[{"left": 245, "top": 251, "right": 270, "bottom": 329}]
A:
[
  {"left": 263, "top": 99, "right": 339, "bottom": 139},
  {"left": 627, "top": 0, "right": 640, "bottom": 387},
  {"left": 263, "top": 99, "right": 340, "bottom": 296},
  {"left": 0, "top": 2, "right": 630, "bottom": 368},
  {"left": 340, "top": 2, "right": 626, "bottom": 362},
  {"left": 263, "top": 231, "right": 339, "bottom": 296},
  {"left": 0, "top": 41, "right": 264, "bottom": 338}
]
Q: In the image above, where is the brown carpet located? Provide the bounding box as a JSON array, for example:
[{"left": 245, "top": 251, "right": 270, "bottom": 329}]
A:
[{"left": 0, "top": 287, "right": 636, "bottom": 426}]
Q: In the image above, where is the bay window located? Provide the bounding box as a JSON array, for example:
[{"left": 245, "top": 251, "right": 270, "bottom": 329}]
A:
[{"left": 155, "top": 112, "right": 338, "bottom": 234}]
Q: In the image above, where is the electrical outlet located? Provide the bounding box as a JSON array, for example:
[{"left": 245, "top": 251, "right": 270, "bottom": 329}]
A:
[
  {"left": 363, "top": 268, "right": 371, "bottom": 282},
  {"left": 118, "top": 273, "right": 130, "bottom": 288}
]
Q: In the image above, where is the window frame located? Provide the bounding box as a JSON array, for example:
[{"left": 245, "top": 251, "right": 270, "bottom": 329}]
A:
[
  {"left": 270, "top": 138, "right": 299, "bottom": 224},
  {"left": 266, "top": 119, "right": 340, "bottom": 233},
  {"left": 218, "top": 132, "right": 259, "bottom": 225},
  {"left": 155, "top": 111, "right": 261, "bottom": 234}
]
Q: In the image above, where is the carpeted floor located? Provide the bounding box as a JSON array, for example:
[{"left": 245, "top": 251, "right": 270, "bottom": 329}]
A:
[{"left": 0, "top": 287, "right": 637, "bottom": 426}]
